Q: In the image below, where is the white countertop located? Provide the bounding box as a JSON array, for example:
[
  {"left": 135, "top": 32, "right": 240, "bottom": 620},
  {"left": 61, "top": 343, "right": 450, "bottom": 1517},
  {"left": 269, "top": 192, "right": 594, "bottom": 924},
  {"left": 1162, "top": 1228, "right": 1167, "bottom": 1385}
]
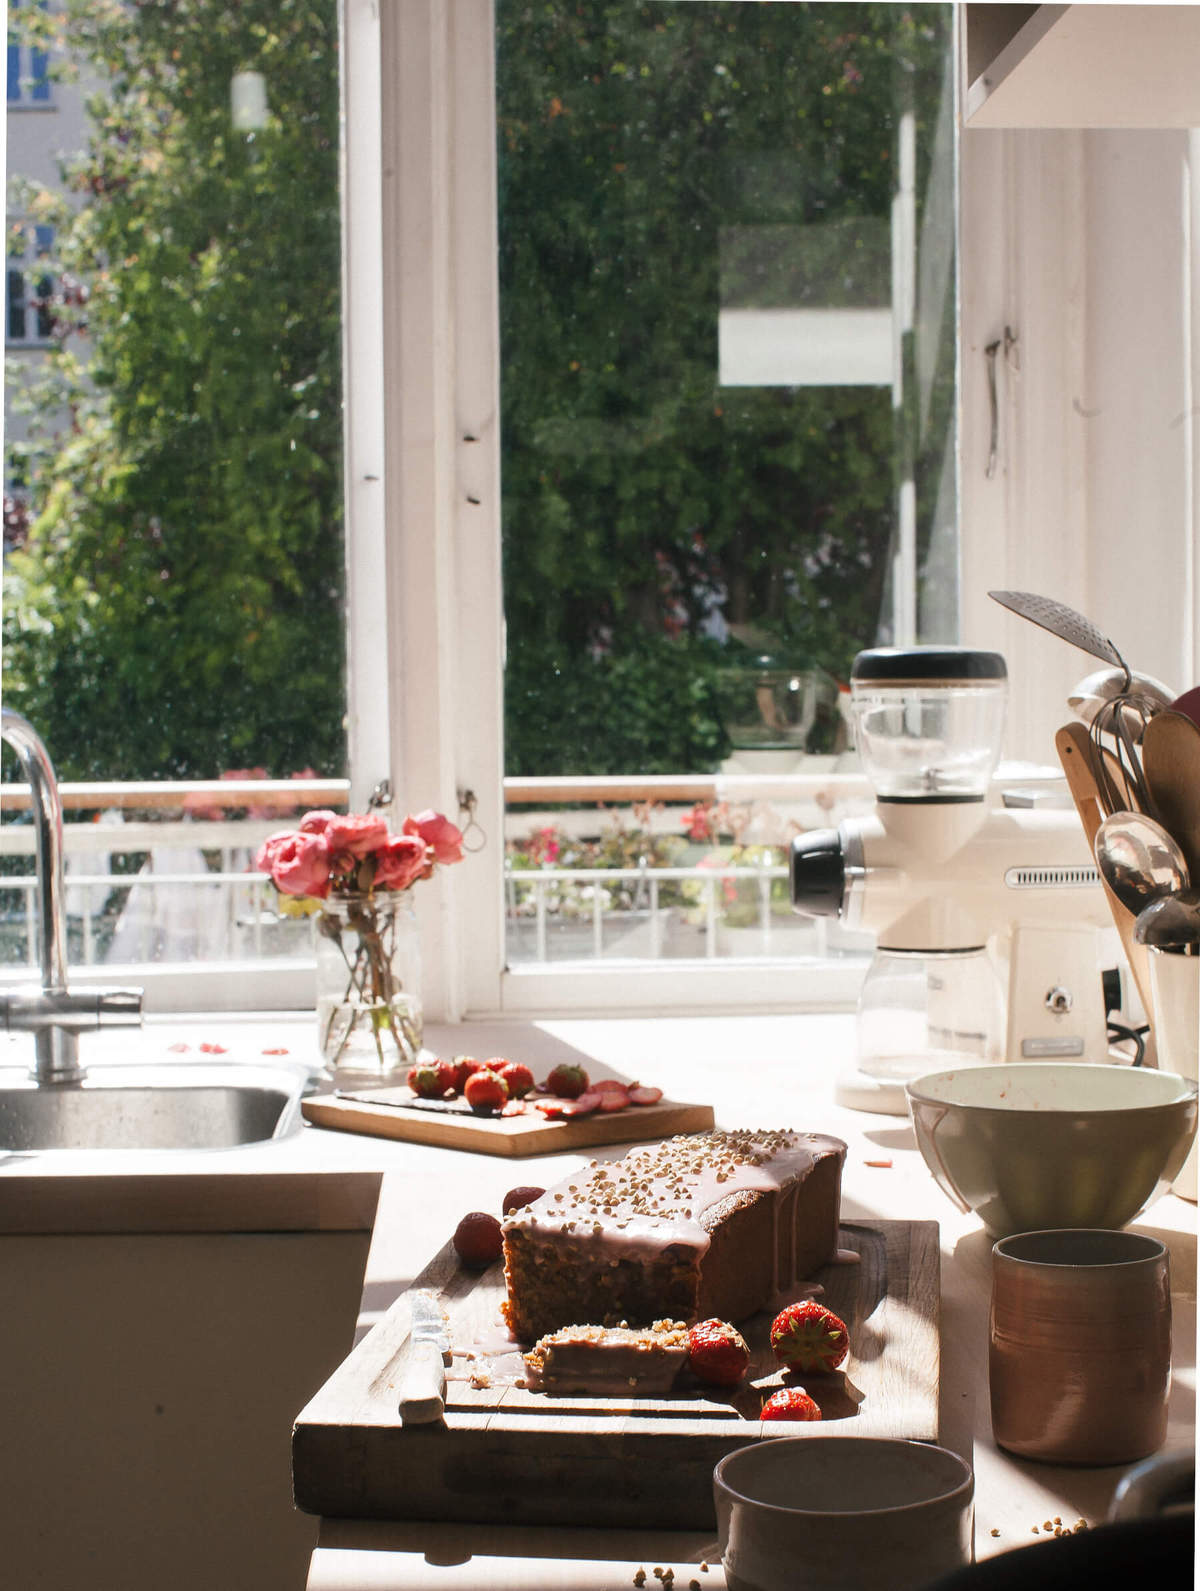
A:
[{"left": 2, "top": 1008, "right": 1194, "bottom": 1588}]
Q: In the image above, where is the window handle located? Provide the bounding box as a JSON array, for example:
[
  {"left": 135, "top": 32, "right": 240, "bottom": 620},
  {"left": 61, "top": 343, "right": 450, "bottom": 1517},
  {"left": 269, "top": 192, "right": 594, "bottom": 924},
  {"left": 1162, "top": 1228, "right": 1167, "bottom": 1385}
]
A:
[{"left": 985, "top": 327, "right": 1018, "bottom": 479}]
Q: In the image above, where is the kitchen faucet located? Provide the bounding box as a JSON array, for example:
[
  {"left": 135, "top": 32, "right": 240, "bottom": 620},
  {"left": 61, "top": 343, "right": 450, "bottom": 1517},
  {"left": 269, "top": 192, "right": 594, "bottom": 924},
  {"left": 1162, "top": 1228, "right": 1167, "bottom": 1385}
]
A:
[{"left": 0, "top": 707, "right": 142, "bottom": 1083}]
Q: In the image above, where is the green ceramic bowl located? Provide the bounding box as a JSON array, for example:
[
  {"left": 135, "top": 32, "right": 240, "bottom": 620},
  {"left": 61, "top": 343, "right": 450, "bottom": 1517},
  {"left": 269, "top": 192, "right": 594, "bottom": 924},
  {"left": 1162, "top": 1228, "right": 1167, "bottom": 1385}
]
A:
[{"left": 905, "top": 1063, "right": 1198, "bottom": 1238}]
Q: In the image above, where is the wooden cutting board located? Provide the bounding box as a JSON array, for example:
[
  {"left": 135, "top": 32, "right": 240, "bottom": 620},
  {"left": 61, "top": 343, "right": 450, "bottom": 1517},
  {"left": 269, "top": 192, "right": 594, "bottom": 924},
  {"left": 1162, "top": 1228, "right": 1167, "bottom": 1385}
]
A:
[
  {"left": 301, "top": 1087, "right": 716, "bottom": 1157},
  {"left": 293, "top": 1219, "right": 940, "bottom": 1529}
]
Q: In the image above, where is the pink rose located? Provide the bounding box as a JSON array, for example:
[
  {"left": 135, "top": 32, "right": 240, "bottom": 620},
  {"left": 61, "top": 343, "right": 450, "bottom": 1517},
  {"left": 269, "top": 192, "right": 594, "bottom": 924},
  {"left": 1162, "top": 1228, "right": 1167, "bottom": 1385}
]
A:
[
  {"left": 254, "top": 829, "right": 332, "bottom": 899},
  {"left": 299, "top": 809, "right": 338, "bottom": 836},
  {"left": 373, "top": 833, "right": 432, "bottom": 893},
  {"left": 324, "top": 812, "right": 390, "bottom": 858},
  {"left": 402, "top": 809, "right": 465, "bottom": 866}
]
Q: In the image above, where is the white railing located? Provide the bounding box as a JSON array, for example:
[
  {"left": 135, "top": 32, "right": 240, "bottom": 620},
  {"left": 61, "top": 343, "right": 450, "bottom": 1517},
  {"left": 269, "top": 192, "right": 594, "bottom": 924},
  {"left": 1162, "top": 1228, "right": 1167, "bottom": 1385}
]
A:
[{"left": 0, "top": 772, "right": 872, "bottom": 1003}]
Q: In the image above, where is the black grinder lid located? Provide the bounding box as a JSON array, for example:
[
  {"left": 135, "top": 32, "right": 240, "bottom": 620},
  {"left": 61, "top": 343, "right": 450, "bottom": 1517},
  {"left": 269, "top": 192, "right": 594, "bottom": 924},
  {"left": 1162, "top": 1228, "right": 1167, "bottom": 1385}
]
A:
[{"left": 851, "top": 646, "right": 1007, "bottom": 684}]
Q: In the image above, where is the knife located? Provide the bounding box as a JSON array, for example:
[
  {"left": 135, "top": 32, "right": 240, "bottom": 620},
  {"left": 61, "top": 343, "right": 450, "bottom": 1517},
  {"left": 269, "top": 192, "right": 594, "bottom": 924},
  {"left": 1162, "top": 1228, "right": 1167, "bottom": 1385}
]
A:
[
  {"left": 398, "top": 1291, "right": 451, "bottom": 1424},
  {"left": 335, "top": 1089, "right": 474, "bottom": 1116}
]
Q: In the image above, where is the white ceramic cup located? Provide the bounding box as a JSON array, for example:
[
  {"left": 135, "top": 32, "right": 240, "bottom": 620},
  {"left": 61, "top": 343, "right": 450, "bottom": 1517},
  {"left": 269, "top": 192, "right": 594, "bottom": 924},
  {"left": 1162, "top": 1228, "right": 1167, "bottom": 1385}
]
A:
[
  {"left": 713, "top": 1436, "right": 974, "bottom": 1591},
  {"left": 989, "top": 1228, "right": 1171, "bottom": 1466}
]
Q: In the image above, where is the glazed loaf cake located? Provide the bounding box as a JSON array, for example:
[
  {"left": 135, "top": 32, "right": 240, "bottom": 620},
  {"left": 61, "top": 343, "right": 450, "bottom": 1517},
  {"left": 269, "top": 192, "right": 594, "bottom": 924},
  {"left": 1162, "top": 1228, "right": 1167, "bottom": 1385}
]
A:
[{"left": 501, "top": 1128, "right": 846, "bottom": 1344}]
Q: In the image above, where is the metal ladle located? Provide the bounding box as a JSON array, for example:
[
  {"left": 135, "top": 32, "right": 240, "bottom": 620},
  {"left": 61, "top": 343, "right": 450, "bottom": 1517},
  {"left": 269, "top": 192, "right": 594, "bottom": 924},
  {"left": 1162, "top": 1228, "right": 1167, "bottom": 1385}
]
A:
[
  {"left": 1134, "top": 888, "right": 1200, "bottom": 950},
  {"left": 1093, "top": 811, "right": 1190, "bottom": 915}
]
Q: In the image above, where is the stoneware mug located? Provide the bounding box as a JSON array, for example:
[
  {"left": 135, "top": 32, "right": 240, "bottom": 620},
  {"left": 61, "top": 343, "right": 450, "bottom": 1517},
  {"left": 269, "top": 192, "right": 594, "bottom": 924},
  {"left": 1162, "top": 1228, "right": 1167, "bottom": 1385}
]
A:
[
  {"left": 989, "top": 1228, "right": 1171, "bottom": 1465},
  {"left": 713, "top": 1436, "right": 974, "bottom": 1591}
]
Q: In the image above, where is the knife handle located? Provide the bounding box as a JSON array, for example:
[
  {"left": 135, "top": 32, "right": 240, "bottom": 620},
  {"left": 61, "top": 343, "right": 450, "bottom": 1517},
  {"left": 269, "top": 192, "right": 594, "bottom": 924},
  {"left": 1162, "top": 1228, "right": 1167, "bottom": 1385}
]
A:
[{"left": 399, "top": 1338, "right": 447, "bottom": 1424}]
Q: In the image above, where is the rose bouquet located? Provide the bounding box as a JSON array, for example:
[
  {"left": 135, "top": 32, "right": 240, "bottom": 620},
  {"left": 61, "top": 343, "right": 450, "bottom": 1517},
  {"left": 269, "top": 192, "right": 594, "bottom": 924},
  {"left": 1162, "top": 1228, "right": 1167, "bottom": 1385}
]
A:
[{"left": 255, "top": 808, "right": 465, "bottom": 1075}]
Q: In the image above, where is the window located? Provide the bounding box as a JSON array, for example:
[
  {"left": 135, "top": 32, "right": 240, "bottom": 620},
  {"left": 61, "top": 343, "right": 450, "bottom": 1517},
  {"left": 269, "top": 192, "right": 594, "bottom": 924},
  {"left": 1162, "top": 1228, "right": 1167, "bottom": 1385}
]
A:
[
  {"left": 360, "top": 1, "right": 1200, "bottom": 1024},
  {"left": 3, "top": 3, "right": 1196, "bottom": 1025},
  {"left": 7, "top": 0, "right": 51, "bottom": 105},
  {"left": 492, "top": 3, "right": 957, "bottom": 978},
  {"left": 2, "top": 1, "right": 348, "bottom": 1012},
  {"left": 6, "top": 222, "right": 54, "bottom": 343}
]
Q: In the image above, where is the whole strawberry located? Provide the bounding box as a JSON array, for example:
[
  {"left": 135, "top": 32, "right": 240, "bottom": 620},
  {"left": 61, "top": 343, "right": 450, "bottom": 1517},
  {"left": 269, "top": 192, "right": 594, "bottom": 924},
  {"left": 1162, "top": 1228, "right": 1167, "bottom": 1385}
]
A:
[
  {"left": 770, "top": 1300, "right": 850, "bottom": 1374},
  {"left": 447, "top": 1055, "right": 481, "bottom": 1094},
  {"left": 501, "top": 1184, "right": 546, "bottom": 1216},
  {"left": 544, "top": 1062, "right": 589, "bottom": 1099},
  {"left": 464, "top": 1069, "right": 509, "bottom": 1114},
  {"left": 498, "top": 1060, "right": 535, "bottom": 1099},
  {"left": 452, "top": 1211, "right": 503, "bottom": 1268},
  {"left": 761, "top": 1387, "right": 822, "bottom": 1422},
  {"left": 408, "top": 1058, "right": 455, "bottom": 1099},
  {"left": 687, "top": 1319, "right": 751, "bottom": 1387}
]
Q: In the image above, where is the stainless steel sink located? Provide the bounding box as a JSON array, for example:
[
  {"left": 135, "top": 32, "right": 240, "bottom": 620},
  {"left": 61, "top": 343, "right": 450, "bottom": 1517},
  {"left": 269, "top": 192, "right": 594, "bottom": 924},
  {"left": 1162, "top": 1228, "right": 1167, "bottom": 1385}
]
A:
[{"left": 0, "top": 1063, "right": 307, "bottom": 1152}]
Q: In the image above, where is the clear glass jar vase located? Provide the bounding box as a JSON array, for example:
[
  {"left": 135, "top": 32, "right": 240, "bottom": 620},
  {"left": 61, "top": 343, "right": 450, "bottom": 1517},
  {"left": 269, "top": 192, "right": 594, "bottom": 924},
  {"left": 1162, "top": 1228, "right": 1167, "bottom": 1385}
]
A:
[{"left": 314, "top": 891, "right": 422, "bottom": 1081}]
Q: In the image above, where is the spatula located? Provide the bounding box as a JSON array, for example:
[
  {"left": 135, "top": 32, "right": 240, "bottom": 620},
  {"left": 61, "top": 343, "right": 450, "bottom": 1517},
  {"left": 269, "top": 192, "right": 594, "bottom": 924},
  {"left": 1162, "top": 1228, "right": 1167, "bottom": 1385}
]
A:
[
  {"left": 1055, "top": 722, "right": 1156, "bottom": 1024},
  {"left": 990, "top": 590, "right": 1130, "bottom": 681},
  {"left": 1141, "top": 709, "right": 1200, "bottom": 883}
]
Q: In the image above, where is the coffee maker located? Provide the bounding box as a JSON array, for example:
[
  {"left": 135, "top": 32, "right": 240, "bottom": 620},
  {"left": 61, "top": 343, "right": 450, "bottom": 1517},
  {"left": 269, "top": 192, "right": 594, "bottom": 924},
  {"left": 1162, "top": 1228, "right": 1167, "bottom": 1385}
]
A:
[{"left": 790, "top": 647, "right": 1117, "bottom": 1112}]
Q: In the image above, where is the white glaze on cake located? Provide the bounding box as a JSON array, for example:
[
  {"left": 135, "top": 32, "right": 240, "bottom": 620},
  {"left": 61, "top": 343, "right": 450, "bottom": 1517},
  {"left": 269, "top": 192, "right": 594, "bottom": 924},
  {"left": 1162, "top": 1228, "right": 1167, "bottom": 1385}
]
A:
[{"left": 503, "top": 1128, "right": 842, "bottom": 1284}]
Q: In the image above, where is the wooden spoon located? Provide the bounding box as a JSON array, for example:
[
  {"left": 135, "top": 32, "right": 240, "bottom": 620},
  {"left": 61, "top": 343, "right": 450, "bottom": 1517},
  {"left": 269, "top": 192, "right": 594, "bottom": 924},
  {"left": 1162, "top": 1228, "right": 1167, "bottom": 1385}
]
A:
[
  {"left": 1141, "top": 710, "right": 1200, "bottom": 883},
  {"left": 1055, "top": 722, "right": 1156, "bottom": 1022}
]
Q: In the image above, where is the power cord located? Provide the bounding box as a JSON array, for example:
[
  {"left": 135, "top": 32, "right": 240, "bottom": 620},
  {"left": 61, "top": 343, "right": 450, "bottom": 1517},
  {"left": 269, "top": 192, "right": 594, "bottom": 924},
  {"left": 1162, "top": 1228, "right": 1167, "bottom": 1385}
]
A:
[{"left": 1107, "top": 1018, "right": 1147, "bottom": 1067}]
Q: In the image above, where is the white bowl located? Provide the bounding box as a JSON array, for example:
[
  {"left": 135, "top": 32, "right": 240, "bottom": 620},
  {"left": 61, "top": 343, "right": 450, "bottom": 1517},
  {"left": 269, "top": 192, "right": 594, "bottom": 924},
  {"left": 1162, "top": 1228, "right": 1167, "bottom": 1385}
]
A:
[
  {"left": 714, "top": 1436, "right": 973, "bottom": 1591},
  {"left": 905, "top": 1063, "right": 1198, "bottom": 1238}
]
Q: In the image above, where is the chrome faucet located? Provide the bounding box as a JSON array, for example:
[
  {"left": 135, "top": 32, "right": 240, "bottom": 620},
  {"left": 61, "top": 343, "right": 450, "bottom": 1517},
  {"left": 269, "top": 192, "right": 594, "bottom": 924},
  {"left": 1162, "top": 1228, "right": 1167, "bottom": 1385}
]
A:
[{"left": 0, "top": 707, "right": 142, "bottom": 1083}]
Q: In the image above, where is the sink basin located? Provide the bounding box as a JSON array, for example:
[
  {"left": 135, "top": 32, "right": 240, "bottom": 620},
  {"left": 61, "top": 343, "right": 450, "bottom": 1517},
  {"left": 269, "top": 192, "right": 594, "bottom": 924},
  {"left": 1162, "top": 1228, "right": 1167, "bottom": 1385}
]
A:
[{"left": 0, "top": 1063, "right": 307, "bottom": 1152}]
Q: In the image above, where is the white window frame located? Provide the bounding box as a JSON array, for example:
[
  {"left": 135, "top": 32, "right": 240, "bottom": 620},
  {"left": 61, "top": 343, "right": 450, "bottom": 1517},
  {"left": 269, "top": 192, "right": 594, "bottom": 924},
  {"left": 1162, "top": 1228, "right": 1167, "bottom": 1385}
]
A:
[{"left": 347, "top": 1, "right": 1200, "bottom": 1024}]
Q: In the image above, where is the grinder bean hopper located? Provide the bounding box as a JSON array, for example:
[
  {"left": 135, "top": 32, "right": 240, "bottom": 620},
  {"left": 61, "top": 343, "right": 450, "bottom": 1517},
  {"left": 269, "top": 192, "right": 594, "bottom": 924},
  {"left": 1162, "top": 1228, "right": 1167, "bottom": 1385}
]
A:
[{"left": 791, "top": 647, "right": 1117, "bottom": 1113}]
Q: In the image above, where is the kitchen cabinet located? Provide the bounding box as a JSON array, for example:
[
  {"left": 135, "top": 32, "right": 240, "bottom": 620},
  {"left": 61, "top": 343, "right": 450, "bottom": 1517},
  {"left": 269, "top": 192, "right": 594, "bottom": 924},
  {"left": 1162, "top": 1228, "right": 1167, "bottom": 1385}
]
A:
[
  {"left": 0, "top": 1167, "right": 379, "bottom": 1591},
  {"left": 962, "top": 4, "right": 1200, "bottom": 128}
]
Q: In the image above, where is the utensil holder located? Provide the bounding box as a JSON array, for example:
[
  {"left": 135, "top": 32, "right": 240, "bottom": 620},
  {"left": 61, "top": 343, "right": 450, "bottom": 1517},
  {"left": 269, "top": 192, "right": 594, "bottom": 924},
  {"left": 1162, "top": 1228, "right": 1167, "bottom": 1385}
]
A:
[{"left": 1149, "top": 946, "right": 1199, "bottom": 1200}]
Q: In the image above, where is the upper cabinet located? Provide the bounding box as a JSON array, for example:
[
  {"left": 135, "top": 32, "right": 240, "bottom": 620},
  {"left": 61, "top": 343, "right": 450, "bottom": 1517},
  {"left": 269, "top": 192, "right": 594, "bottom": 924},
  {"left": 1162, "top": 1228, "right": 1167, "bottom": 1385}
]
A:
[{"left": 962, "top": 3, "right": 1200, "bottom": 128}]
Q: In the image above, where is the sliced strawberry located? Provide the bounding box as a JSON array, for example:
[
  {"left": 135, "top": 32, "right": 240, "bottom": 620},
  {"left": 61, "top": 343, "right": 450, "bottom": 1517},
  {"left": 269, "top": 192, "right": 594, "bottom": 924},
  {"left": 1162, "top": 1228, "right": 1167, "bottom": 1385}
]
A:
[
  {"left": 598, "top": 1092, "right": 630, "bottom": 1112},
  {"left": 628, "top": 1086, "right": 663, "bottom": 1105},
  {"left": 591, "top": 1079, "right": 630, "bottom": 1097},
  {"left": 573, "top": 1090, "right": 604, "bottom": 1112}
]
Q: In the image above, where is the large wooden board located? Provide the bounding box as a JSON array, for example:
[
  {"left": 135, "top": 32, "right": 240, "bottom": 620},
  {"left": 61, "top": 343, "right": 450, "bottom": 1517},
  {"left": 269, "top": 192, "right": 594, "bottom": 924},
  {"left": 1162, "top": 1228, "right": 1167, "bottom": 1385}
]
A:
[
  {"left": 293, "top": 1220, "right": 940, "bottom": 1530},
  {"left": 301, "top": 1088, "right": 715, "bottom": 1157}
]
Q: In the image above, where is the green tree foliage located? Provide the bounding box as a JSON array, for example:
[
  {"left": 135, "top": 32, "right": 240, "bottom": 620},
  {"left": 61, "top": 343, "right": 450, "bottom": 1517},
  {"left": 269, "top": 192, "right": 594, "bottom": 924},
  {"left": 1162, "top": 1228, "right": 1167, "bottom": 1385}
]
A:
[
  {"left": 497, "top": 1, "right": 953, "bottom": 774},
  {"left": 3, "top": 0, "right": 345, "bottom": 780}
]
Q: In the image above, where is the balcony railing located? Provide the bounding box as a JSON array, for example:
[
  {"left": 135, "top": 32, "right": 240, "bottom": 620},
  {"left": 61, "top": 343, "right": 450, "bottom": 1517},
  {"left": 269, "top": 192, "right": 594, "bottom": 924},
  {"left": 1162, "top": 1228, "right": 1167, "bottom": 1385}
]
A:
[{"left": 0, "top": 771, "right": 874, "bottom": 998}]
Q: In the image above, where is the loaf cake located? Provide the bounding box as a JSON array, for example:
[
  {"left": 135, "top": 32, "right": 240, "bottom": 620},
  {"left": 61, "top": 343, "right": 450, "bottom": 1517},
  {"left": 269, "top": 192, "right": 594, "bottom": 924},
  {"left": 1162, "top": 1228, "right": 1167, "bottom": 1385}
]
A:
[
  {"left": 523, "top": 1319, "right": 689, "bottom": 1395},
  {"left": 501, "top": 1128, "right": 846, "bottom": 1344}
]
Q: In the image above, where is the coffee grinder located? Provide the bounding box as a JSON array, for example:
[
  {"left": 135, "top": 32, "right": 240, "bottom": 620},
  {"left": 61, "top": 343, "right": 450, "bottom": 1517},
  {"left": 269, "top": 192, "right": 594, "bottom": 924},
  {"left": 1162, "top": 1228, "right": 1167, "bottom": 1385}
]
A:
[{"left": 790, "top": 647, "right": 1116, "bottom": 1113}]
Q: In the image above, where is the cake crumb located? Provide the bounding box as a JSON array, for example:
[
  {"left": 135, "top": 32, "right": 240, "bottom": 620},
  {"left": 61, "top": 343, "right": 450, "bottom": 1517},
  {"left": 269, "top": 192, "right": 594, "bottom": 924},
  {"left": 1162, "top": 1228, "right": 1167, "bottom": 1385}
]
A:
[
  {"left": 864, "top": 1158, "right": 893, "bottom": 1168},
  {"left": 633, "top": 1572, "right": 646, "bottom": 1588},
  {"left": 989, "top": 1528, "right": 1000, "bottom": 1537}
]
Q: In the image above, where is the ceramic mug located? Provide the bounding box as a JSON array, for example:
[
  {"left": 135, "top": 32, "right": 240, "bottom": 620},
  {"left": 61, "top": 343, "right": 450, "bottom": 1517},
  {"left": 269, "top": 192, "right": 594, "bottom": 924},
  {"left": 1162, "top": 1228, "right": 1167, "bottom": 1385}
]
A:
[
  {"left": 989, "top": 1228, "right": 1171, "bottom": 1465},
  {"left": 713, "top": 1436, "right": 974, "bottom": 1591}
]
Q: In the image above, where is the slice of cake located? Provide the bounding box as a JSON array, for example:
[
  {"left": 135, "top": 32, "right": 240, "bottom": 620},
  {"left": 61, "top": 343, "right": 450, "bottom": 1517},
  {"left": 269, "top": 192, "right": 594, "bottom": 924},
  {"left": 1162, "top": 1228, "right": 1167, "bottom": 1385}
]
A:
[
  {"left": 523, "top": 1319, "right": 689, "bottom": 1395},
  {"left": 501, "top": 1128, "right": 846, "bottom": 1344}
]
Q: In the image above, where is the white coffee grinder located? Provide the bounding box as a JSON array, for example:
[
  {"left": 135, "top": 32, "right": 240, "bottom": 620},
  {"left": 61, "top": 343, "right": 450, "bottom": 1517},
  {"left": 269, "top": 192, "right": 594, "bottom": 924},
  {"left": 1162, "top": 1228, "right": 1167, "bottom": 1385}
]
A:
[{"left": 790, "top": 647, "right": 1118, "bottom": 1112}]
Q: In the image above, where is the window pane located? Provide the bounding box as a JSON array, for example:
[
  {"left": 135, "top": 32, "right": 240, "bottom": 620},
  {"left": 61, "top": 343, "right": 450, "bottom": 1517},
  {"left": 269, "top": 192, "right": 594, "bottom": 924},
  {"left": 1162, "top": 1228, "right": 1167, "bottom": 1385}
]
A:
[
  {"left": 496, "top": 1, "right": 956, "bottom": 967},
  {"left": 2, "top": 1, "right": 346, "bottom": 994}
]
